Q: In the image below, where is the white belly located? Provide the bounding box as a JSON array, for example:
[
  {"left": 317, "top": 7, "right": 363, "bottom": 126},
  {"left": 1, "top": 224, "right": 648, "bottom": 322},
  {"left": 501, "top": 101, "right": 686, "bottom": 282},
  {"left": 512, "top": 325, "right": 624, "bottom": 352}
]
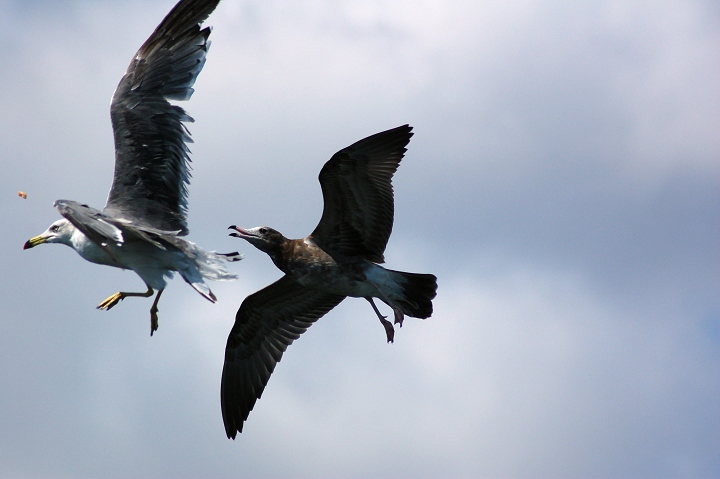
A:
[{"left": 71, "top": 229, "right": 177, "bottom": 290}]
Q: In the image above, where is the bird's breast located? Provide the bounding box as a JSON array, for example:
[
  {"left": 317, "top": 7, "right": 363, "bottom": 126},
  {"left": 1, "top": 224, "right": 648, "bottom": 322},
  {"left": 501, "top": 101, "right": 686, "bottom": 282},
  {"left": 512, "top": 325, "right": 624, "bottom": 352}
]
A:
[{"left": 71, "top": 230, "right": 119, "bottom": 267}]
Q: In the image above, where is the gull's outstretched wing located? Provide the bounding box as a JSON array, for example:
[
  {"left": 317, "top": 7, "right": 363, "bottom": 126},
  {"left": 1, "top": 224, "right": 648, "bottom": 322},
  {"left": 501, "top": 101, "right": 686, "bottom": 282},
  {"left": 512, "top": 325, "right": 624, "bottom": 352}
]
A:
[
  {"left": 221, "top": 275, "right": 345, "bottom": 438},
  {"left": 310, "top": 125, "right": 413, "bottom": 263},
  {"left": 105, "top": 0, "right": 221, "bottom": 234}
]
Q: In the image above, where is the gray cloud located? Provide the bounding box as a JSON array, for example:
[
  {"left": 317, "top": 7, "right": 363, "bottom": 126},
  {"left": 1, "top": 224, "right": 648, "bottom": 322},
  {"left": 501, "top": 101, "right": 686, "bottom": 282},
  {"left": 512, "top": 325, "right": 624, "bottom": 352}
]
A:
[{"left": 0, "top": 0, "right": 718, "bottom": 477}]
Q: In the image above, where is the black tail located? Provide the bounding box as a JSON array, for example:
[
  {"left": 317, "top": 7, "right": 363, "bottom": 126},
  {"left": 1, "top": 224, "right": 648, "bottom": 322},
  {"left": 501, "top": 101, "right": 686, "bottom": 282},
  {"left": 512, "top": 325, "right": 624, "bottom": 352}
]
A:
[{"left": 391, "top": 270, "right": 437, "bottom": 319}]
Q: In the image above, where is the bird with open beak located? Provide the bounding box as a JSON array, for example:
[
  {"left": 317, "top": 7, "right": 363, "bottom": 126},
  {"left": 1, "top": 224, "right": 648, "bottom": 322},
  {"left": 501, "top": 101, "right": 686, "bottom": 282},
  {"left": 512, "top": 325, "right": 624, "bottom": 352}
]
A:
[{"left": 220, "top": 125, "right": 437, "bottom": 438}]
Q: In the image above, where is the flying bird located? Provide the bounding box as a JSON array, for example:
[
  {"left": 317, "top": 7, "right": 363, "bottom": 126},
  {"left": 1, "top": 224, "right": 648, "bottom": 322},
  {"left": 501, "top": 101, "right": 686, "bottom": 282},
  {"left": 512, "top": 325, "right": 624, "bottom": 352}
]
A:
[
  {"left": 222, "top": 124, "right": 437, "bottom": 438},
  {"left": 23, "top": 0, "right": 239, "bottom": 335}
]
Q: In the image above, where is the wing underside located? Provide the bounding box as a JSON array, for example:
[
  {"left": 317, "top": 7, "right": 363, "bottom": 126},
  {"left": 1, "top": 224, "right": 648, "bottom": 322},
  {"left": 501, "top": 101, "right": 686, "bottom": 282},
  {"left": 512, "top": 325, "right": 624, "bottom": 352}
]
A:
[{"left": 221, "top": 275, "right": 345, "bottom": 438}]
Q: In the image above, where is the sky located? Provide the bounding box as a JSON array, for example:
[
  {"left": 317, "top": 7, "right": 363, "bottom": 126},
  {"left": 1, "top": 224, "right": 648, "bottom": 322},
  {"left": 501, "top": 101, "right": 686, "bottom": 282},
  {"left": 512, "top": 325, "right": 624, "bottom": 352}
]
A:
[{"left": 0, "top": 0, "right": 718, "bottom": 477}]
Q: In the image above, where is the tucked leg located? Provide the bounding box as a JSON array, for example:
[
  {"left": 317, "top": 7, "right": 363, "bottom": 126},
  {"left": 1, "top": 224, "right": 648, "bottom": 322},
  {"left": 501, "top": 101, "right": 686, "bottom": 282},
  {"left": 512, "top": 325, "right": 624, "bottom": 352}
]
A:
[
  {"left": 367, "top": 297, "right": 395, "bottom": 343},
  {"left": 149, "top": 288, "right": 164, "bottom": 336},
  {"left": 97, "top": 286, "right": 154, "bottom": 311},
  {"left": 376, "top": 290, "right": 406, "bottom": 327},
  {"left": 391, "top": 306, "right": 405, "bottom": 327}
]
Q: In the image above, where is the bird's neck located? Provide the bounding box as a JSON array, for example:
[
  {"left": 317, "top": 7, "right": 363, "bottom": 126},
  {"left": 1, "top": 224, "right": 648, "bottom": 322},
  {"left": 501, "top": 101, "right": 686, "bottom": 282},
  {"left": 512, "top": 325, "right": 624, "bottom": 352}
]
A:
[{"left": 268, "top": 237, "right": 333, "bottom": 275}]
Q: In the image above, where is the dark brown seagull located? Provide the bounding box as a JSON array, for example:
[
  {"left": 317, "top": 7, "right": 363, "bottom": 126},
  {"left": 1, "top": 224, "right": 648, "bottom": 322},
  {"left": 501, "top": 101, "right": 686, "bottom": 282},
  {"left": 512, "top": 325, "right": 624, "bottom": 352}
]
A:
[{"left": 222, "top": 124, "right": 438, "bottom": 438}]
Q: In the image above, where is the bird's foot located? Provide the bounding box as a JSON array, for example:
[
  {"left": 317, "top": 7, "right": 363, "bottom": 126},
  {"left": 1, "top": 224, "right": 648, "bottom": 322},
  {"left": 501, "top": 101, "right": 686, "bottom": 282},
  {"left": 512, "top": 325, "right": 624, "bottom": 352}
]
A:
[
  {"left": 97, "top": 292, "right": 123, "bottom": 310},
  {"left": 393, "top": 307, "right": 405, "bottom": 327},
  {"left": 380, "top": 317, "right": 395, "bottom": 343},
  {"left": 149, "top": 288, "right": 164, "bottom": 336},
  {"left": 366, "top": 297, "right": 395, "bottom": 343},
  {"left": 150, "top": 308, "right": 159, "bottom": 336}
]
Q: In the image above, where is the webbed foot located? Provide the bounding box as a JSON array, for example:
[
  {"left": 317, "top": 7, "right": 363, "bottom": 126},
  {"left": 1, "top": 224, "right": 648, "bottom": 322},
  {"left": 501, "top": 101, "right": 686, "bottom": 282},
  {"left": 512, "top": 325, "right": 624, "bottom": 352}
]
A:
[
  {"left": 367, "top": 297, "right": 396, "bottom": 343},
  {"left": 97, "top": 292, "right": 124, "bottom": 310},
  {"left": 149, "top": 289, "right": 164, "bottom": 336},
  {"left": 393, "top": 307, "right": 405, "bottom": 327},
  {"left": 150, "top": 309, "right": 159, "bottom": 336},
  {"left": 96, "top": 287, "right": 154, "bottom": 314},
  {"left": 380, "top": 317, "right": 395, "bottom": 343}
]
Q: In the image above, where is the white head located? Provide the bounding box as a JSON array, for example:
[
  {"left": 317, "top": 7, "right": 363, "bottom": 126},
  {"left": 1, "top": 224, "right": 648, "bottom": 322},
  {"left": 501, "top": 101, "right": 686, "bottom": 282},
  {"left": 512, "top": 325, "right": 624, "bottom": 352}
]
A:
[{"left": 24, "top": 218, "right": 76, "bottom": 249}]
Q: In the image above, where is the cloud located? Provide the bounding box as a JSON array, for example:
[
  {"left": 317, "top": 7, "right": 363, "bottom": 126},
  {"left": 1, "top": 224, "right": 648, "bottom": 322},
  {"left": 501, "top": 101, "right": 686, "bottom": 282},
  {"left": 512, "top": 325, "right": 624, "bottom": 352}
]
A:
[{"left": 0, "top": 0, "right": 718, "bottom": 477}]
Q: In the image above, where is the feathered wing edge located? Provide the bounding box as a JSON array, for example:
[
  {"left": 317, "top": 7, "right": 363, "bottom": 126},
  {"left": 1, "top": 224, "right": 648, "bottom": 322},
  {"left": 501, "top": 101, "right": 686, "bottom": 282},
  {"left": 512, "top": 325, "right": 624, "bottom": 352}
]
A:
[
  {"left": 105, "top": 0, "right": 223, "bottom": 234},
  {"left": 311, "top": 125, "right": 413, "bottom": 263},
  {"left": 221, "top": 276, "right": 345, "bottom": 438}
]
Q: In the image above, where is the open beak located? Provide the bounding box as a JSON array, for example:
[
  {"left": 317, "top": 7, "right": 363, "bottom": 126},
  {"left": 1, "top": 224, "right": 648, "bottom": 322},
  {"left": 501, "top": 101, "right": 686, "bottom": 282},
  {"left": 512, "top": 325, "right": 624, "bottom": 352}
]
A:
[
  {"left": 228, "top": 225, "right": 253, "bottom": 239},
  {"left": 24, "top": 234, "right": 48, "bottom": 250}
]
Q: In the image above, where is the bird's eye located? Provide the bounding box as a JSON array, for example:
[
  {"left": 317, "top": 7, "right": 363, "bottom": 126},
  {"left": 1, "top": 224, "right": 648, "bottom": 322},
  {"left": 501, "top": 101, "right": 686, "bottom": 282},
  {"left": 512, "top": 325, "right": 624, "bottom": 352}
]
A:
[
  {"left": 259, "top": 228, "right": 268, "bottom": 235},
  {"left": 50, "top": 224, "right": 59, "bottom": 232}
]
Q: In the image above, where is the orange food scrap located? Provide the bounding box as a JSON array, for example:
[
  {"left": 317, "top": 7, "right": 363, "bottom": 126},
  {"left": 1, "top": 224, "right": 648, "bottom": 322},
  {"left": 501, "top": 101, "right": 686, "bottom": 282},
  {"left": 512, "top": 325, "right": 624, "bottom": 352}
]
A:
[{"left": 18, "top": 191, "right": 27, "bottom": 199}]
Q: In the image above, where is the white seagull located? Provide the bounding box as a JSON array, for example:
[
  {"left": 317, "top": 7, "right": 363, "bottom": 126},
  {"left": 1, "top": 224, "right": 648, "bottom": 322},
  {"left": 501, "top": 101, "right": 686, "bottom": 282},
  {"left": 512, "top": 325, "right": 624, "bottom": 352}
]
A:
[{"left": 24, "top": 0, "right": 239, "bottom": 335}]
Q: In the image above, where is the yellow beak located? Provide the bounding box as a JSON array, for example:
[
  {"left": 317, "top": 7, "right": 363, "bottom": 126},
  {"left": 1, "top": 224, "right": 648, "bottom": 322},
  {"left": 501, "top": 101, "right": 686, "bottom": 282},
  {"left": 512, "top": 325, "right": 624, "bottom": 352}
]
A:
[{"left": 23, "top": 234, "right": 48, "bottom": 250}]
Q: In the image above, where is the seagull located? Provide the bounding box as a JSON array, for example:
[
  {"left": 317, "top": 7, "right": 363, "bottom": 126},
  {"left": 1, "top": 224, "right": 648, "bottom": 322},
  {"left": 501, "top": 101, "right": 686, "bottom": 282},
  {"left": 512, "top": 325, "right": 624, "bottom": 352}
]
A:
[
  {"left": 23, "top": 0, "right": 239, "bottom": 335},
  {"left": 222, "top": 125, "right": 437, "bottom": 438}
]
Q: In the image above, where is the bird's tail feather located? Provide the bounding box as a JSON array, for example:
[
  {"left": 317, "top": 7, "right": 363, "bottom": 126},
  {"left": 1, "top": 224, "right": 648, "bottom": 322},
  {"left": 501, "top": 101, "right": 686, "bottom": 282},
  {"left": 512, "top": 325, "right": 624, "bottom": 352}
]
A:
[
  {"left": 188, "top": 278, "right": 217, "bottom": 303},
  {"left": 389, "top": 270, "right": 437, "bottom": 319},
  {"left": 197, "top": 251, "right": 240, "bottom": 281},
  {"left": 175, "top": 243, "right": 240, "bottom": 301},
  {"left": 175, "top": 241, "right": 240, "bottom": 281}
]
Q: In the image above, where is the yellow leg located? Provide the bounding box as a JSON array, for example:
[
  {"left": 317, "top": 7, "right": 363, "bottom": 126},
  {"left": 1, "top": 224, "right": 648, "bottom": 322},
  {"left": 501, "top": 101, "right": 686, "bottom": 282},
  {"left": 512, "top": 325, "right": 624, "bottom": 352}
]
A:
[
  {"left": 97, "top": 286, "right": 154, "bottom": 311},
  {"left": 149, "top": 289, "right": 164, "bottom": 336}
]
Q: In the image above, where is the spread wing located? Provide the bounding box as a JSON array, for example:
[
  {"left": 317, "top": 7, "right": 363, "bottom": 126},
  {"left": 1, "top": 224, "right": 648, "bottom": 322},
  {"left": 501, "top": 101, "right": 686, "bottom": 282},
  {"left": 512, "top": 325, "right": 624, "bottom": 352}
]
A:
[
  {"left": 310, "top": 125, "right": 413, "bottom": 263},
  {"left": 221, "top": 275, "right": 345, "bottom": 438},
  {"left": 104, "top": 0, "right": 221, "bottom": 234}
]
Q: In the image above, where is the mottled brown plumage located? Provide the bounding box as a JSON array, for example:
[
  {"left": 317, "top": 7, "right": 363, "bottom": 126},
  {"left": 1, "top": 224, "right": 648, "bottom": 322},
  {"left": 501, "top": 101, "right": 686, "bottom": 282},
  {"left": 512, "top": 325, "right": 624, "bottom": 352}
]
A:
[{"left": 222, "top": 125, "right": 437, "bottom": 438}]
